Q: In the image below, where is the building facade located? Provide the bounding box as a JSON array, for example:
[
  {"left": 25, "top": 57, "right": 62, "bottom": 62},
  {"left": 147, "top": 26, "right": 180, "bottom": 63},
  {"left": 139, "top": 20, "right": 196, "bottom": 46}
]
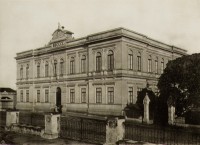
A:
[{"left": 16, "top": 26, "right": 186, "bottom": 115}]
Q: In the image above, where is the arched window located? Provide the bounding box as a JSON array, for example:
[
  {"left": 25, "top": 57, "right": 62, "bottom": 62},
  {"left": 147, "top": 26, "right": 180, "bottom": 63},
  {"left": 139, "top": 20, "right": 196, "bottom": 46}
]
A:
[
  {"left": 81, "top": 55, "right": 86, "bottom": 73},
  {"left": 37, "top": 62, "right": 40, "bottom": 78},
  {"left": 147, "top": 55, "right": 152, "bottom": 73},
  {"left": 20, "top": 65, "right": 23, "bottom": 79},
  {"left": 108, "top": 50, "right": 114, "bottom": 71},
  {"left": 54, "top": 60, "right": 57, "bottom": 76},
  {"left": 128, "top": 50, "right": 133, "bottom": 70},
  {"left": 60, "top": 59, "right": 64, "bottom": 76},
  {"left": 96, "top": 52, "right": 102, "bottom": 72},
  {"left": 137, "top": 52, "right": 141, "bottom": 71},
  {"left": 45, "top": 61, "right": 49, "bottom": 77},
  {"left": 70, "top": 57, "right": 75, "bottom": 74},
  {"left": 26, "top": 64, "right": 29, "bottom": 79},
  {"left": 155, "top": 57, "right": 158, "bottom": 74},
  {"left": 161, "top": 58, "right": 164, "bottom": 73}
]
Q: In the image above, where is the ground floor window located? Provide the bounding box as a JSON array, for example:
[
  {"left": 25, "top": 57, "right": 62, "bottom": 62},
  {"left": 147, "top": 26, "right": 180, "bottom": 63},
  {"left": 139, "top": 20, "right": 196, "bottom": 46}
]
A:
[
  {"left": 107, "top": 87, "right": 114, "bottom": 104},
  {"left": 81, "top": 88, "right": 86, "bottom": 103},
  {"left": 20, "top": 90, "right": 23, "bottom": 102},
  {"left": 96, "top": 88, "right": 102, "bottom": 103},
  {"left": 45, "top": 89, "right": 49, "bottom": 103},
  {"left": 70, "top": 89, "right": 75, "bottom": 103},
  {"left": 37, "top": 90, "right": 40, "bottom": 102},
  {"left": 129, "top": 87, "right": 133, "bottom": 103},
  {"left": 26, "top": 90, "right": 29, "bottom": 102}
]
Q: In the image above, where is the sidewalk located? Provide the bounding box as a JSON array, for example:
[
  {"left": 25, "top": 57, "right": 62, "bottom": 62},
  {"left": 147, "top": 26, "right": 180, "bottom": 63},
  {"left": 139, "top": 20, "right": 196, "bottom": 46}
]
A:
[{"left": 0, "top": 131, "right": 94, "bottom": 145}]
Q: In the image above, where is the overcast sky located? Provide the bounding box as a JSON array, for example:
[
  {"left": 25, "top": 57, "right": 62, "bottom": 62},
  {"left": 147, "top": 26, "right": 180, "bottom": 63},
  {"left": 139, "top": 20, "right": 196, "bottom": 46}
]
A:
[{"left": 0, "top": 0, "right": 200, "bottom": 89}]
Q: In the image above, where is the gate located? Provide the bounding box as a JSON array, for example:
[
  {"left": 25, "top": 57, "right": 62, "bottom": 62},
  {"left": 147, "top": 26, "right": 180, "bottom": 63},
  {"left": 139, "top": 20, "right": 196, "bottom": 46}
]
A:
[{"left": 60, "top": 116, "right": 106, "bottom": 144}]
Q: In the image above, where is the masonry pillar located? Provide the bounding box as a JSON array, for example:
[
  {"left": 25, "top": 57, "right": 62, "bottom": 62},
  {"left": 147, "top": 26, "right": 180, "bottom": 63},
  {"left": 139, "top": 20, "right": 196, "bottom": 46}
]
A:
[
  {"left": 167, "top": 96, "right": 175, "bottom": 125},
  {"left": 143, "top": 93, "right": 150, "bottom": 124},
  {"left": 42, "top": 113, "right": 60, "bottom": 139},
  {"left": 6, "top": 111, "right": 19, "bottom": 127},
  {"left": 168, "top": 105, "right": 175, "bottom": 125},
  {"left": 105, "top": 117, "right": 125, "bottom": 145}
]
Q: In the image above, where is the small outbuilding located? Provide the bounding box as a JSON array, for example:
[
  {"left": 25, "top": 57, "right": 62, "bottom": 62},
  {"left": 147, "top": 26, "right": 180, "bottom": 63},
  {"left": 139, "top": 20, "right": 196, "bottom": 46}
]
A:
[{"left": 0, "top": 88, "right": 16, "bottom": 110}]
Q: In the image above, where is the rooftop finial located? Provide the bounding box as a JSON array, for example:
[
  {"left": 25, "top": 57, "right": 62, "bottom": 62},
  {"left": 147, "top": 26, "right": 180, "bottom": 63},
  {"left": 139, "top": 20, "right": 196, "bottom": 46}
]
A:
[{"left": 58, "top": 22, "right": 61, "bottom": 29}]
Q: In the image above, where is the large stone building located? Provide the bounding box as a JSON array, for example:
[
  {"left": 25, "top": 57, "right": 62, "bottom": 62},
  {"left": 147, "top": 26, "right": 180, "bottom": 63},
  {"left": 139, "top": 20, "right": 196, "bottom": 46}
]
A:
[{"left": 15, "top": 26, "right": 186, "bottom": 116}]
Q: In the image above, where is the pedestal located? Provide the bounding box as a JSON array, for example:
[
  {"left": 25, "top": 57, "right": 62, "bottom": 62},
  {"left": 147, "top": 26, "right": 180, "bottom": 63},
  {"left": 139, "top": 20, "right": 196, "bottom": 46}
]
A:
[
  {"left": 42, "top": 113, "right": 60, "bottom": 139},
  {"left": 168, "top": 105, "right": 175, "bottom": 125},
  {"left": 143, "top": 93, "right": 150, "bottom": 124},
  {"left": 105, "top": 117, "right": 125, "bottom": 145}
]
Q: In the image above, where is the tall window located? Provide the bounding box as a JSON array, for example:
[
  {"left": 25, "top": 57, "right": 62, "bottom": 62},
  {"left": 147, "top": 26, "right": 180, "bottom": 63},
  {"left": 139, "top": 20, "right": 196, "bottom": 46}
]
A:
[
  {"left": 70, "top": 57, "right": 75, "bottom": 74},
  {"left": 155, "top": 57, "right": 158, "bottom": 74},
  {"left": 129, "top": 87, "right": 133, "bottom": 103},
  {"left": 20, "top": 90, "right": 23, "bottom": 102},
  {"left": 108, "top": 50, "right": 114, "bottom": 71},
  {"left": 45, "top": 89, "right": 49, "bottom": 103},
  {"left": 96, "top": 88, "right": 102, "bottom": 103},
  {"left": 45, "top": 62, "right": 49, "bottom": 77},
  {"left": 60, "top": 59, "right": 64, "bottom": 76},
  {"left": 54, "top": 60, "right": 57, "bottom": 76},
  {"left": 20, "top": 65, "right": 23, "bottom": 79},
  {"left": 81, "top": 88, "right": 86, "bottom": 103},
  {"left": 81, "top": 55, "right": 86, "bottom": 73},
  {"left": 161, "top": 58, "right": 164, "bottom": 74},
  {"left": 128, "top": 54, "right": 133, "bottom": 70},
  {"left": 70, "top": 89, "right": 75, "bottom": 103},
  {"left": 37, "top": 62, "right": 40, "bottom": 78},
  {"left": 137, "top": 53, "right": 141, "bottom": 71},
  {"left": 107, "top": 87, "right": 114, "bottom": 104},
  {"left": 37, "top": 90, "right": 40, "bottom": 102},
  {"left": 26, "top": 90, "right": 29, "bottom": 102},
  {"left": 147, "top": 56, "right": 152, "bottom": 73},
  {"left": 26, "top": 64, "right": 29, "bottom": 79},
  {"left": 96, "top": 52, "right": 102, "bottom": 72}
]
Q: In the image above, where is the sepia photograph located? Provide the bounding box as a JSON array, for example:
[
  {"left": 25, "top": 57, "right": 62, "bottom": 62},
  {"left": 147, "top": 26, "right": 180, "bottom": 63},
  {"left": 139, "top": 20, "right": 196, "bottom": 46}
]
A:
[{"left": 0, "top": 0, "right": 200, "bottom": 144}]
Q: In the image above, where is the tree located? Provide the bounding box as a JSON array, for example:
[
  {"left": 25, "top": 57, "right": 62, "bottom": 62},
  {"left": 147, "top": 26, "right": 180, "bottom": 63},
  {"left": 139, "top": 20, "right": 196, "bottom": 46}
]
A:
[{"left": 158, "top": 53, "right": 200, "bottom": 118}]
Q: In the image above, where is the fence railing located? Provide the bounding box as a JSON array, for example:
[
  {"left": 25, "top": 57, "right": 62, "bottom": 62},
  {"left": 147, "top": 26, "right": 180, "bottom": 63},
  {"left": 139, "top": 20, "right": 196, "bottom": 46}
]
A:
[
  {"left": 60, "top": 116, "right": 106, "bottom": 144},
  {"left": 19, "top": 112, "right": 45, "bottom": 128},
  {"left": 124, "top": 121, "right": 200, "bottom": 145}
]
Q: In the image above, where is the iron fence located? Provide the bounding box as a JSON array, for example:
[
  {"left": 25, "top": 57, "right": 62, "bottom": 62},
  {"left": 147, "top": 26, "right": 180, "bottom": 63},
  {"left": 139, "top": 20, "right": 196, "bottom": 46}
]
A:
[
  {"left": 60, "top": 116, "right": 106, "bottom": 144},
  {"left": 124, "top": 121, "right": 200, "bottom": 145},
  {"left": 19, "top": 112, "right": 45, "bottom": 128}
]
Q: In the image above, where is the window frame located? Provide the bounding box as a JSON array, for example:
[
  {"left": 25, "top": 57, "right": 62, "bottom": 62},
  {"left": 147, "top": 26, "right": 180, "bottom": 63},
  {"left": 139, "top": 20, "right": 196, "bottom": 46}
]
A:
[
  {"left": 107, "top": 87, "right": 114, "bottom": 104},
  {"left": 45, "top": 89, "right": 49, "bottom": 103},
  {"left": 81, "top": 88, "right": 86, "bottom": 103},
  {"left": 96, "top": 88, "right": 102, "bottom": 103},
  {"left": 96, "top": 52, "right": 102, "bottom": 72},
  {"left": 37, "top": 90, "right": 40, "bottom": 103},
  {"left": 81, "top": 55, "right": 86, "bottom": 73},
  {"left": 137, "top": 53, "right": 141, "bottom": 71},
  {"left": 70, "top": 89, "right": 75, "bottom": 103},
  {"left": 107, "top": 50, "right": 114, "bottom": 71},
  {"left": 26, "top": 90, "right": 29, "bottom": 102}
]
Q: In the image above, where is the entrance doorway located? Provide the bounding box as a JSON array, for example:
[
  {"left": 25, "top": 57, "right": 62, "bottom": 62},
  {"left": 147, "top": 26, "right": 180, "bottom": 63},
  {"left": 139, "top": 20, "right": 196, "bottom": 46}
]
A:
[{"left": 56, "top": 87, "right": 62, "bottom": 112}]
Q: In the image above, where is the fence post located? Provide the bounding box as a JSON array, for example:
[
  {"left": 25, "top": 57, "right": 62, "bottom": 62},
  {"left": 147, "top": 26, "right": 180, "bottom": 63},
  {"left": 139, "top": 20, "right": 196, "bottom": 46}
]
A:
[
  {"left": 143, "top": 93, "right": 150, "bottom": 124},
  {"left": 6, "top": 110, "right": 19, "bottom": 127},
  {"left": 42, "top": 113, "right": 60, "bottom": 139},
  {"left": 105, "top": 117, "right": 125, "bottom": 145}
]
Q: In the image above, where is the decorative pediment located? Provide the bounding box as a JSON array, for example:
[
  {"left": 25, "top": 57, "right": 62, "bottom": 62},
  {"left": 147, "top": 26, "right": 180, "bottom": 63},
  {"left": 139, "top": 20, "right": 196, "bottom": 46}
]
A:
[{"left": 51, "top": 23, "right": 74, "bottom": 41}]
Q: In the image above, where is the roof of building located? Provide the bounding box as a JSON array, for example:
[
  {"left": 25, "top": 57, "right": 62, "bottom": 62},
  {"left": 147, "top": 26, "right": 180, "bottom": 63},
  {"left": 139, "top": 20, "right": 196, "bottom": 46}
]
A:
[
  {"left": 16, "top": 27, "right": 187, "bottom": 59},
  {"left": 0, "top": 88, "right": 16, "bottom": 93}
]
